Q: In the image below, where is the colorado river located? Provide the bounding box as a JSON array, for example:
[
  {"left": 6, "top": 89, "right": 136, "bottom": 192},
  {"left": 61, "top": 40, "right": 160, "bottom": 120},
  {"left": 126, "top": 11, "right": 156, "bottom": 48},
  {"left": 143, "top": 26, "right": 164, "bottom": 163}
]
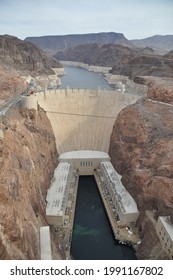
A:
[{"left": 71, "top": 176, "right": 136, "bottom": 260}]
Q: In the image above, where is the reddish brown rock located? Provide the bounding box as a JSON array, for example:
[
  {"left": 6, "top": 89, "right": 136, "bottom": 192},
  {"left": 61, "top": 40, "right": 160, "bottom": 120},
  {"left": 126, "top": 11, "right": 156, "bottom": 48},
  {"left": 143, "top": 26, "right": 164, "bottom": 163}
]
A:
[
  {"left": 0, "top": 108, "right": 61, "bottom": 259},
  {"left": 0, "top": 65, "right": 27, "bottom": 100},
  {"left": 109, "top": 98, "right": 173, "bottom": 223},
  {"left": 134, "top": 76, "right": 173, "bottom": 104},
  {"left": 147, "top": 79, "right": 173, "bottom": 104},
  {"left": 136, "top": 213, "right": 168, "bottom": 259}
]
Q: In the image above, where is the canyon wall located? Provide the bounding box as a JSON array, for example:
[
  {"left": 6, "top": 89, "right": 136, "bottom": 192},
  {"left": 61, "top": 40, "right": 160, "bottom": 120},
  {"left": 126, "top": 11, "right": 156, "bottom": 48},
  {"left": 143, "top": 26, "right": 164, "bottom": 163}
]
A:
[
  {"left": 0, "top": 108, "right": 62, "bottom": 259},
  {"left": 109, "top": 93, "right": 173, "bottom": 259}
]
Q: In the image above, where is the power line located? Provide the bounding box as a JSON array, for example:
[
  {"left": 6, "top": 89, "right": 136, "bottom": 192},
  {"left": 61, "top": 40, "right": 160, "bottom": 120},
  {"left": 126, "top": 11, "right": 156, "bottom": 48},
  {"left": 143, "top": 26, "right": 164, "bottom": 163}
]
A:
[
  {"left": 45, "top": 110, "right": 116, "bottom": 119},
  {"left": 0, "top": 105, "right": 117, "bottom": 119}
]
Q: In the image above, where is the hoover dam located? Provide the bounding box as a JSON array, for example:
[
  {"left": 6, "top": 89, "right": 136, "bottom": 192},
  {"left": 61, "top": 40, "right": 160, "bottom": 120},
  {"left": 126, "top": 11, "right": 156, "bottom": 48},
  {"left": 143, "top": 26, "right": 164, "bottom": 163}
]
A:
[
  {"left": 23, "top": 88, "right": 141, "bottom": 154},
  {"left": 20, "top": 67, "right": 150, "bottom": 259}
]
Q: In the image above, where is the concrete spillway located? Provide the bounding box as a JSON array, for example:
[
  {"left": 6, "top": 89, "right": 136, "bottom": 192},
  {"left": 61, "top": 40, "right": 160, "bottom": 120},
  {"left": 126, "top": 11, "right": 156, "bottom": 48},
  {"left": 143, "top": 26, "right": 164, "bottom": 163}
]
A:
[{"left": 23, "top": 89, "right": 140, "bottom": 154}]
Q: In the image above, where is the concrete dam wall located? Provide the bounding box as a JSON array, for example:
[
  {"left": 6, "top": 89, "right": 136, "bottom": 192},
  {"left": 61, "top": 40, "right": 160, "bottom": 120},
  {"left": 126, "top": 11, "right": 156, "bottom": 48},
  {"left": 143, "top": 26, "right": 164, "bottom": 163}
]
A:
[{"left": 23, "top": 89, "right": 141, "bottom": 154}]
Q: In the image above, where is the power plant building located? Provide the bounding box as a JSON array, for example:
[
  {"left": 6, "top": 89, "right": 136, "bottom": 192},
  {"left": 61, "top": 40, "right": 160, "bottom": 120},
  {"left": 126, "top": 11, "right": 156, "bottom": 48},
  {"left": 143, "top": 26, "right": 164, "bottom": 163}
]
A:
[
  {"left": 156, "top": 216, "right": 173, "bottom": 259},
  {"left": 59, "top": 150, "right": 110, "bottom": 175},
  {"left": 46, "top": 162, "right": 73, "bottom": 226},
  {"left": 99, "top": 161, "right": 139, "bottom": 225}
]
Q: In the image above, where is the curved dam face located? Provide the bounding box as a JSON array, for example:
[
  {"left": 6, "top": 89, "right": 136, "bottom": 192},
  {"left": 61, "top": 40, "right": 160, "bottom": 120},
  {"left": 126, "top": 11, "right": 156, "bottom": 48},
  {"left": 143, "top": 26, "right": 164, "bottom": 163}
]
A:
[{"left": 24, "top": 89, "right": 140, "bottom": 154}]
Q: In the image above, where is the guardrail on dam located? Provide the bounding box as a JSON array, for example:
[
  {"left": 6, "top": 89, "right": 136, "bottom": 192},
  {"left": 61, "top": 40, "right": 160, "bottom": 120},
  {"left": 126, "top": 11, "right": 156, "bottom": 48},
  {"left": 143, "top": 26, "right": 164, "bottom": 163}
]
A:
[{"left": 22, "top": 88, "right": 141, "bottom": 154}]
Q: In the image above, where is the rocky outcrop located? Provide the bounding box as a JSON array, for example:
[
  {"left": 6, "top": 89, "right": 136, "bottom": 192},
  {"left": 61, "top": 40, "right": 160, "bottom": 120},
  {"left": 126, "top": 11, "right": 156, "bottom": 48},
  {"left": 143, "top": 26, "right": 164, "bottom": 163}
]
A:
[
  {"left": 110, "top": 54, "right": 173, "bottom": 78},
  {"left": 0, "top": 35, "right": 62, "bottom": 75},
  {"left": 134, "top": 76, "right": 173, "bottom": 104},
  {"left": 0, "top": 107, "right": 61, "bottom": 259},
  {"left": 109, "top": 98, "right": 173, "bottom": 217},
  {"left": 136, "top": 212, "right": 168, "bottom": 259},
  {"left": 25, "top": 32, "right": 133, "bottom": 52},
  {"left": 164, "top": 50, "right": 173, "bottom": 60},
  {"left": 109, "top": 95, "right": 173, "bottom": 258},
  {"left": 0, "top": 65, "right": 27, "bottom": 100}
]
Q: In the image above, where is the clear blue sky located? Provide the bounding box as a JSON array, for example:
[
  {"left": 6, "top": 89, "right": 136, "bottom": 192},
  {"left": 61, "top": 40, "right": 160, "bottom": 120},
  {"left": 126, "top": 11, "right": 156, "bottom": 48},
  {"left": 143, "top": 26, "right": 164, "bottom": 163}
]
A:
[{"left": 0, "top": 0, "right": 172, "bottom": 40}]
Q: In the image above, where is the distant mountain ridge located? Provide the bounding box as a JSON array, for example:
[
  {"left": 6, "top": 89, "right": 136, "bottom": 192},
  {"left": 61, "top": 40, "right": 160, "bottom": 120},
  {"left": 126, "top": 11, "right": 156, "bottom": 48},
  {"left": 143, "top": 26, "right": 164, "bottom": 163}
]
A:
[
  {"left": 131, "top": 35, "right": 173, "bottom": 53},
  {"left": 25, "top": 32, "right": 133, "bottom": 51},
  {"left": 25, "top": 32, "right": 173, "bottom": 54}
]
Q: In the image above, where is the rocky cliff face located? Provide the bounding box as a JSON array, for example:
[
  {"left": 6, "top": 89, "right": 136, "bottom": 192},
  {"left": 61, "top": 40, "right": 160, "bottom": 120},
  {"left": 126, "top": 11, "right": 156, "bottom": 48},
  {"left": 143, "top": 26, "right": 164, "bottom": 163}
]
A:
[
  {"left": 0, "top": 35, "right": 63, "bottom": 100},
  {"left": 110, "top": 54, "right": 173, "bottom": 78},
  {"left": 0, "top": 107, "right": 61, "bottom": 259},
  {"left": 109, "top": 97, "right": 173, "bottom": 216},
  {"left": 133, "top": 76, "right": 173, "bottom": 105},
  {"left": 136, "top": 212, "right": 168, "bottom": 259},
  {"left": 0, "top": 65, "right": 27, "bottom": 100},
  {"left": 109, "top": 83, "right": 173, "bottom": 258},
  {"left": 0, "top": 35, "right": 61, "bottom": 75}
]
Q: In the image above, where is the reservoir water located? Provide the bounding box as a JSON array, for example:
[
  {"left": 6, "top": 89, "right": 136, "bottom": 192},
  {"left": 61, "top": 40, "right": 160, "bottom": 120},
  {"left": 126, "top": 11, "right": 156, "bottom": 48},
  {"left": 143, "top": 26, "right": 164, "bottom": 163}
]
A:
[
  {"left": 59, "top": 66, "right": 136, "bottom": 259},
  {"left": 60, "top": 66, "right": 113, "bottom": 90}
]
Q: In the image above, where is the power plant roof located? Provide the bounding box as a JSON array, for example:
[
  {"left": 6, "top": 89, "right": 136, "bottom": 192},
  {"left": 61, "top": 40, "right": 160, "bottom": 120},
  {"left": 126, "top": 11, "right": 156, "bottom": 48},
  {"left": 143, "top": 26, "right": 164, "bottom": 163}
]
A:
[{"left": 59, "top": 150, "right": 110, "bottom": 160}]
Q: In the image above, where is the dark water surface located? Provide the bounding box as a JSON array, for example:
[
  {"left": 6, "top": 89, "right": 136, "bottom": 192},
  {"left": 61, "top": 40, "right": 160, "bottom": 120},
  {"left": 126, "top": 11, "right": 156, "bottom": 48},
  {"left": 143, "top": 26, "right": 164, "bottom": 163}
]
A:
[
  {"left": 60, "top": 66, "right": 113, "bottom": 90},
  {"left": 71, "top": 176, "right": 136, "bottom": 260}
]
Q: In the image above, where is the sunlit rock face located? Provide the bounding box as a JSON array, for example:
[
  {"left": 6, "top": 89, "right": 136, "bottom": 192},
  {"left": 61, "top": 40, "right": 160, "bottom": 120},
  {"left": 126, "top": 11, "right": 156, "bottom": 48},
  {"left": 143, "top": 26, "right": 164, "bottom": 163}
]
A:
[
  {"left": 109, "top": 95, "right": 173, "bottom": 259},
  {"left": 0, "top": 108, "right": 61, "bottom": 259},
  {"left": 109, "top": 98, "right": 173, "bottom": 217}
]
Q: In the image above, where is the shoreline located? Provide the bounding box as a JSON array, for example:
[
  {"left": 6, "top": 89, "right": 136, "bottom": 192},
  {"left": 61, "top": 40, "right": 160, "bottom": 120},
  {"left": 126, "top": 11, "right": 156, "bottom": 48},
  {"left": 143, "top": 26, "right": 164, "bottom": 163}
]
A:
[{"left": 59, "top": 61, "right": 147, "bottom": 95}]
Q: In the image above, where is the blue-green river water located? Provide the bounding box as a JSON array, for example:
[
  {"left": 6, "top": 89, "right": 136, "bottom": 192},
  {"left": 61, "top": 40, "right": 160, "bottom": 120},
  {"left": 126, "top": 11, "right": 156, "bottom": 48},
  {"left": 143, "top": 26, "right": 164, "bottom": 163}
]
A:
[{"left": 71, "top": 176, "right": 136, "bottom": 260}]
